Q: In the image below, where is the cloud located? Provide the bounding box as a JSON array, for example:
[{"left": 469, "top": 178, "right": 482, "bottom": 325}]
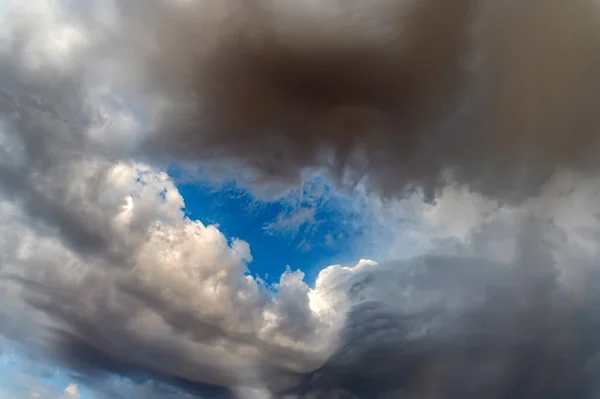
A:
[
  {"left": 7, "top": 0, "right": 600, "bottom": 203},
  {"left": 282, "top": 171, "right": 600, "bottom": 398},
  {"left": 264, "top": 206, "right": 316, "bottom": 237},
  {"left": 1, "top": 0, "right": 600, "bottom": 398},
  {"left": 0, "top": 158, "right": 341, "bottom": 395},
  {"left": 64, "top": 384, "right": 80, "bottom": 399},
  {"left": 0, "top": 42, "right": 341, "bottom": 393},
  {"left": 132, "top": 0, "right": 479, "bottom": 198},
  {"left": 89, "top": 0, "right": 600, "bottom": 203},
  {"left": 292, "top": 231, "right": 600, "bottom": 398}
]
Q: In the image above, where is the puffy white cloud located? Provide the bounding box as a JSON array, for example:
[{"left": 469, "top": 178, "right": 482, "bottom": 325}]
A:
[{"left": 0, "top": 158, "right": 344, "bottom": 394}]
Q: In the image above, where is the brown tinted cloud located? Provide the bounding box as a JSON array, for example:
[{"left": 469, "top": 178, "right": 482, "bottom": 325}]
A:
[{"left": 130, "top": 0, "right": 600, "bottom": 202}]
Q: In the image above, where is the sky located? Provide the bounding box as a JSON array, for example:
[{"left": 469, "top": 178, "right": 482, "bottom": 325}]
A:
[
  {"left": 2, "top": 0, "right": 600, "bottom": 398},
  {"left": 175, "top": 176, "right": 370, "bottom": 284}
]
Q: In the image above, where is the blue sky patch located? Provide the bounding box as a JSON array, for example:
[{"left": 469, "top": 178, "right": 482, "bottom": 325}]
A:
[{"left": 175, "top": 175, "right": 371, "bottom": 284}]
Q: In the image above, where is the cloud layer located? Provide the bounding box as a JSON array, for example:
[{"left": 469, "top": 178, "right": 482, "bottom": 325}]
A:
[
  {"left": 134, "top": 0, "right": 600, "bottom": 202},
  {"left": 2, "top": 0, "right": 600, "bottom": 398}
]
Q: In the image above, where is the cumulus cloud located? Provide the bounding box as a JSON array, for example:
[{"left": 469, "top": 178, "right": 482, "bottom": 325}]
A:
[
  {"left": 2, "top": 0, "right": 600, "bottom": 398},
  {"left": 0, "top": 156, "right": 341, "bottom": 395}
]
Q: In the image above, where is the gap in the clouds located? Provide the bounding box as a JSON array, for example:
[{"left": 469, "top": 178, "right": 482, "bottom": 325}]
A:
[
  {"left": 171, "top": 172, "right": 366, "bottom": 285},
  {"left": 0, "top": 342, "right": 88, "bottom": 399}
]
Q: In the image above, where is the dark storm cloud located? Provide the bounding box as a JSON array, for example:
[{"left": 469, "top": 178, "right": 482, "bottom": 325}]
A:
[
  {"left": 294, "top": 248, "right": 600, "bottom": 398},
  {"left": 139, "top": 0, "right": 475, "bottom": 196},
  {"left": 4, "top": 0, "right": 600, "bottom": 201},
  {"left": 132, "top": 0, "right": 600, "bottom": 202}
]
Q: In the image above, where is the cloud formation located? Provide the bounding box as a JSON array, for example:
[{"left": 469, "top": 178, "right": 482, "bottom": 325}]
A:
[
  {"left": 130, "top": 0, "right": 600, "bottom": 202},
  {"left": 290, "top": 223, "right": 600, "bottom": 398},
  {"left": 7, "top": 0, "right": 600, "bottom": 201},
  {"left": 2, "top": 0, "right": 600, "bottom": 398}
]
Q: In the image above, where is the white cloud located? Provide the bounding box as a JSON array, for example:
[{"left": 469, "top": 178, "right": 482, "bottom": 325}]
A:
[
  {"left": 64, "top": 384, "right": 80, "bottom": 399},
  {"left": 0, "top": 158, "right": 345, "bottom": 393}
]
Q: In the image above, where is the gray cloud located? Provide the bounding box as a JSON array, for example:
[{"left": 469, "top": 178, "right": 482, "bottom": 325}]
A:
[{"left": 292, "top": 224, "right": 600, "bottom": 398}]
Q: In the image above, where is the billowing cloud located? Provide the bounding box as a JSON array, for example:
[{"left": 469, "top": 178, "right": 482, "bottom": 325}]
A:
[
  {"left": 2, "top": 0, "right": 600, "bottom": 398},
  {"left": 293, "top": 225, "right": 600, "bottom": 398},
  {"left": 0, "top": 156, "right": 342, "bottom": 394}
]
